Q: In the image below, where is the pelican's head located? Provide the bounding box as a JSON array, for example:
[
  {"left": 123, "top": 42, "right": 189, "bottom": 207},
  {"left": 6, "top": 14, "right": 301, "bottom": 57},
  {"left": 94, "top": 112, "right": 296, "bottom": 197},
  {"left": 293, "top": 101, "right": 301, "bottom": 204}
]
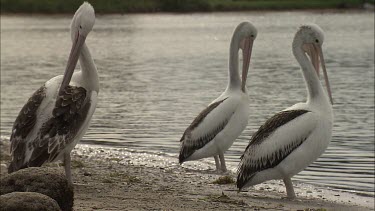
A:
[
  {"left": 295, "top": 24, "right": 333, "bottom": 104},
  {"left": 233, "top": 22, "right": 258, "bottom": 41},
  {"left": 231, "top": 22, "right": 257, "bottom": 92},
  {"left": 70, "top": 2, "right": 95, "bottom": 41},
  {"left": 297, "top": 24, "right": 324, "bottom": 46},
  {"left": 59, "top": 2, "right": 95, "bottom": 94}
]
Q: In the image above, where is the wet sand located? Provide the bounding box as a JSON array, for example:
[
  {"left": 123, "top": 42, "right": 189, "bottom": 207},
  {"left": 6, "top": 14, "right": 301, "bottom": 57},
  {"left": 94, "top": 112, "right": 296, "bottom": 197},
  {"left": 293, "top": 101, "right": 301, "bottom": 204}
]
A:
[{"left": 0, "top": 138, "right": 373, "bottom": 210}]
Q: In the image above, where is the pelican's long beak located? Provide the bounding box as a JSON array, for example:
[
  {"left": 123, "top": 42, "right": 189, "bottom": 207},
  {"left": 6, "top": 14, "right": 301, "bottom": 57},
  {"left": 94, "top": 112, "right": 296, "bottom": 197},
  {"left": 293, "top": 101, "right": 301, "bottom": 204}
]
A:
[
  {"left": 315, "top": 45, "right": 333, "bottom": 105},
  {"left": 309, "top": 46, "right": 320, "bottom": 76},
  {"left": 241, "top": 37, "right": 254, "bottom": 92},
  {"left": 59, "top": 32, "right": 86, "bottom": 95},
  {"left": 309, "top": 44, "right": 333, "bottom": 105}
]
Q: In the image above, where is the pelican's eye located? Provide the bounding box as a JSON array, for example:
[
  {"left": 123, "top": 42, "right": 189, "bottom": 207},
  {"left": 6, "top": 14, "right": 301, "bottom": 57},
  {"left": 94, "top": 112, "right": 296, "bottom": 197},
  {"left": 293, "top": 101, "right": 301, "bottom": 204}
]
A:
[
  {"left": 251, "top": 34, "right": 254, "bottom": 38},
  {"left": 315, "top": 39, "right": 319, "bottom": 43},
  {"left": 79, "top": 25, "right": 82, "bottom": 29}
]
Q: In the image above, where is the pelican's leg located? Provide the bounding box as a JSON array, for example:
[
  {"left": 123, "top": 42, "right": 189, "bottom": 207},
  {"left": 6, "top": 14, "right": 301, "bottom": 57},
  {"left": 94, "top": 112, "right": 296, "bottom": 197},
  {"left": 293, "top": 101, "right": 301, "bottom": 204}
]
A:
[
  {"left": 219, "top": 153, "right": 227, "bottom": 173},
  {"left": 214, "top": 155, "right": 220, "bottom": 172},
  {"left": 283, "top": 177, "right": 296, "bottom": 199},
  {"left": 64, "top": 153, "right": 73, "bottom": 186}
]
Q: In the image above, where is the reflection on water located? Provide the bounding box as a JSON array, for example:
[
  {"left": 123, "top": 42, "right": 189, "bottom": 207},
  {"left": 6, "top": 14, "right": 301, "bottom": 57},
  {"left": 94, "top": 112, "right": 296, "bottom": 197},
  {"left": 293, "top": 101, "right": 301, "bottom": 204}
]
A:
[{"left": 1, "top": 11, "right": 374, "bottom": 197}]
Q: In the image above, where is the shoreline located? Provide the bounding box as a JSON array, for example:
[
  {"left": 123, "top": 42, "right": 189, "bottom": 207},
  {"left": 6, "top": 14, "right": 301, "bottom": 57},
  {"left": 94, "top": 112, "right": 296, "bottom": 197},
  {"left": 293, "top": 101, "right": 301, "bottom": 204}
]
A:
[
  {"left": 0, "top": 8, "right": 373, "bottom": 16},
  {"left": 1, "top": 138, "right": 373, "bottom": 210},
  {"left": 1, "top": 0, "right": 373, "bottom": 15}
]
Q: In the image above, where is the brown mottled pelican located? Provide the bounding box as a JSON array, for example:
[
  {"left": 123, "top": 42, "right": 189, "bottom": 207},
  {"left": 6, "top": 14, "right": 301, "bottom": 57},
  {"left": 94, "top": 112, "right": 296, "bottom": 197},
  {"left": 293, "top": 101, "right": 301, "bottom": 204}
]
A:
[{"left": 8, "top": 2, "right": 98, "bottom": 185}]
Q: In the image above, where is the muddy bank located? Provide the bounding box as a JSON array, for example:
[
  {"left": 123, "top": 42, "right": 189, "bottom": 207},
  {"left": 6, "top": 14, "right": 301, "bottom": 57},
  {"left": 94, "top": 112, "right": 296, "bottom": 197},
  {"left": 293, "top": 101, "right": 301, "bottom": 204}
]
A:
[{"left": 0, "top": 138, "right": 373, "bottom": 210}]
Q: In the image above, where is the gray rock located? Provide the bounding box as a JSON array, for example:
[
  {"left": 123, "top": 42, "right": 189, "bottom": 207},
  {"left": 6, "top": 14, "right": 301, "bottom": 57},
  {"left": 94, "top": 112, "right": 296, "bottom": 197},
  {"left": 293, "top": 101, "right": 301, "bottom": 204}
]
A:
[
  {"left": 0, "top": 192, "right": 61, "bottom": 211},
  {"left": 0, "top": 167, "right": 73, "bottom": 211}
]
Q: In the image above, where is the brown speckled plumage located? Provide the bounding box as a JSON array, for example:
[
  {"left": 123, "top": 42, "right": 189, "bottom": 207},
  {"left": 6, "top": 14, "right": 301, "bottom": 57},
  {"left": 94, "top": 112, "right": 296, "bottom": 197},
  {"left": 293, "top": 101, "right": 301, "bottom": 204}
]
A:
[{"left": 8, "top": 85, "right": 91, "bottom": 173}]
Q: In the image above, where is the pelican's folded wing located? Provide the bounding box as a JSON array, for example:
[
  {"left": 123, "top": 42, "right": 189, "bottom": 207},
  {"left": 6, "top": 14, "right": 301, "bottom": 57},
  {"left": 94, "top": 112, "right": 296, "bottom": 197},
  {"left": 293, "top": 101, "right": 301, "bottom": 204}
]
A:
[
  {"left": 179, "top": 97, "right": 238, "bottom": 163},
  {"left": 9, "top": 85, "right": 91, "bottom": 172},
  {"left": 9, "top": 85, "right": 47, "bottom": 172},
  {"left": 32, "top": 86, "right": 91, "bottom": 163},
  {"left": 237, "top": 110, "right": 316, "bottom": 189}
]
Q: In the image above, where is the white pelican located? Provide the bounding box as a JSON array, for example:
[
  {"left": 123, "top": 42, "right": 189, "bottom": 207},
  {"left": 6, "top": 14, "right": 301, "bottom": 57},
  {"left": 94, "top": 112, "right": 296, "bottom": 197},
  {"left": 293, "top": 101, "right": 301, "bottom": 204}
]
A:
[
  {"left": 179, "top": 22, "right": 257, "bottom": 172},
  {"left": 8, "top": 2, "right": 98, "bottom": 185},
  {"left": 237, "top": 24, "right": 333, "bottom": 199}
]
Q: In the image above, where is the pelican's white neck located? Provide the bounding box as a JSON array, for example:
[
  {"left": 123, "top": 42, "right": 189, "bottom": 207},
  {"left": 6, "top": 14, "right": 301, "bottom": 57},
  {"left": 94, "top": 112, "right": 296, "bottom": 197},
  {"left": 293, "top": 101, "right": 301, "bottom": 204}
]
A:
[
  {"left": 227, "top": 36, "right": 241, "bottom": 90},
  {"left": 79, "top": 42, "right": 99, "bottom": 93},
  {"left": 293, "top": 37, "right": 329, "bottom": 106}
]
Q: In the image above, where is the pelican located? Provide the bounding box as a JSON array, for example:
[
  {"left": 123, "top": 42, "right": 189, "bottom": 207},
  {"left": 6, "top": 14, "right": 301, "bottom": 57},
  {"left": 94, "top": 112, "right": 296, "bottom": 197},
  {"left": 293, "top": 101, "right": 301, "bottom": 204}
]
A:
[
  {"left": 8, "top": 2, "right": 98, "bottom": 185},
  {"left": 237, "top": 24, "right": 333, "bottom": 199},
  {"left": 179, "top": 22, "right": 257, "bottom": 172}
]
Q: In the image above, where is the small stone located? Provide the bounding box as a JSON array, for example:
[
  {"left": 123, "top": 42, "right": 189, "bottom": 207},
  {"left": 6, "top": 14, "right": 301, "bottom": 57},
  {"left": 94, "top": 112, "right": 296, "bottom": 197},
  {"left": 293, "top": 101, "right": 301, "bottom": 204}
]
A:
[
  {"left": 83, "top": 171, "right": 92, "bottom": 176},
  {"left": 0, "top": 192, "right": 61, "bottom": 211}
]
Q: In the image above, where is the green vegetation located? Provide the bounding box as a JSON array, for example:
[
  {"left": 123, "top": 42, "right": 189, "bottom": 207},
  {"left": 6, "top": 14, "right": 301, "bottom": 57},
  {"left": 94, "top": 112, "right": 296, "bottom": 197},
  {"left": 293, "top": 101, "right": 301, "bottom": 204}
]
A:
[
  {"left": 107, "top": 157, "right": 122, "bottom": 163},
  {"left": 1, "top": 0, "right": 373, "bottom": 13},
  {"left": 65, "top": 159, "right": 85, "bottom": 168},
  {"left": 212, "top": 175, "right": 235, "bottom": 185},
  {"left": 203, "top": 192, "right": 247, "bottom": 205},
  {"left": 102, "top": 171, "right": 141, "bottom": 184}
]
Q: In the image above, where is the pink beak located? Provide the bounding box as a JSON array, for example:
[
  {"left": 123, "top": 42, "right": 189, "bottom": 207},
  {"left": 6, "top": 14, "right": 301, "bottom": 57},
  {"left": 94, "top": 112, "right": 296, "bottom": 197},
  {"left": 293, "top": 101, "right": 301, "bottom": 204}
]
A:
[
  {"left": 59, "top": 32, "right": 86, "bottom": 95},
  {"left": 304, "top": 43, "right": 333, "bottom": 105},
  {"left": 241, "top": 37, "right": 254, "bottom": 92}
]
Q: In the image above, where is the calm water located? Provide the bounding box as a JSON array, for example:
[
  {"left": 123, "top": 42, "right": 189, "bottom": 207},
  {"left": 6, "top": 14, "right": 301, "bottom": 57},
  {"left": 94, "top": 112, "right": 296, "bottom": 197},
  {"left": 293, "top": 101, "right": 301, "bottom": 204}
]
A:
[{"left": 1, "top": 11, "right": 374, "bottom": 197}]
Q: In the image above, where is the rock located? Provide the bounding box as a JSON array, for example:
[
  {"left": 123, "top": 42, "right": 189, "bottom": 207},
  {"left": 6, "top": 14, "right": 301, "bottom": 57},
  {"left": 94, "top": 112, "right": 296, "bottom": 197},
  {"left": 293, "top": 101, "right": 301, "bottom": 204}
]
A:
[
  {"left": 0, "top": 167, "right": 73, "bottom": 211},
  {"left": 0, "top": 192, "right": 61, "bottom": 211}
]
